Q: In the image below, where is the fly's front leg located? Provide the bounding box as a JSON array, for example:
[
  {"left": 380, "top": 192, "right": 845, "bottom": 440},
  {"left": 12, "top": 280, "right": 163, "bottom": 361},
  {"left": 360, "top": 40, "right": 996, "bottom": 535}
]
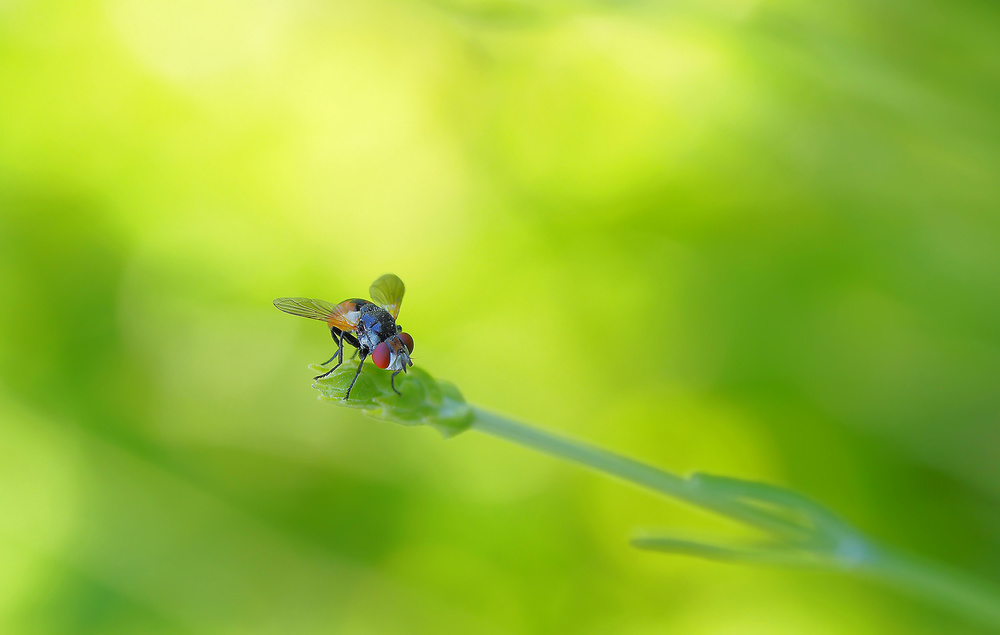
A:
[{"left": 390, "top": 369, "right": 403, "bottom": 396}]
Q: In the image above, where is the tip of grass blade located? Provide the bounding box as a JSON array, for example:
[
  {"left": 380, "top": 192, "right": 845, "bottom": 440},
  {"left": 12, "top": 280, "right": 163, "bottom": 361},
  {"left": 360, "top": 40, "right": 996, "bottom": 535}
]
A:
[
  {"left": 311, "top": 362, "right": 473, "bottom": 437},
  {"left": 630, "top": 532, "right": 832, "bottom": 568}
]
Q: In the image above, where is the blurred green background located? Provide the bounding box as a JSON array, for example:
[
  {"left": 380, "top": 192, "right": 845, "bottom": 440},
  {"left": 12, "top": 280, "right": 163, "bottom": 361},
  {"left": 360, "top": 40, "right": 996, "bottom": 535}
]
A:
[{"left": 2, "top": 0, "right": 1000, "bottom": 632}]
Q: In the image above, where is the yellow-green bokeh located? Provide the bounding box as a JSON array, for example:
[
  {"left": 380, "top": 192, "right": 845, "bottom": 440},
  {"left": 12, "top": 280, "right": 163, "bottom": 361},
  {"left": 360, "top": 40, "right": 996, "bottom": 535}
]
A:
[{"left": 1, "top": 0, "right": 999, "bottom": 632}]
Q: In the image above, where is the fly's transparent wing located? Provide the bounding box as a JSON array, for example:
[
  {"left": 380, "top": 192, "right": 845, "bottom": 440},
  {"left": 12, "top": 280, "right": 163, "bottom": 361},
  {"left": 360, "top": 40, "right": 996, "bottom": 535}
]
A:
[
  {"left": 369, "top": 273, "right": 405, "bottom": 319},
  {"left": 273, "top": 297, "right": 364, "bottom": 330},
  {"left": 273, "top": 297, "right": 340, "bottom": 321}
]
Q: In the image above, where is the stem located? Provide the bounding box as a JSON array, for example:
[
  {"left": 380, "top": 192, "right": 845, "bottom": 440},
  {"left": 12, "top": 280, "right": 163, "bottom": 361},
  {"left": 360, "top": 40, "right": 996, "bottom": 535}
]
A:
[
  {"left": 470, "top": 407, "right": 1000, "bottom": 629},
  {"left": 472, "top": 407, "right": 688, "bottom": 492},
  {"left": 862, "top": 547, "right": 1000, "bottom": 627},
  {"left": 472, "top": 408, "right": 810, "bottom": 539}
]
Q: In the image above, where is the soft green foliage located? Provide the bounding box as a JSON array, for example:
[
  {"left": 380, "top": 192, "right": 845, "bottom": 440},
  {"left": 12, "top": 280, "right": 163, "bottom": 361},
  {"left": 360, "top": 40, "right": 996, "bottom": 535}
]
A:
[
  {"left": 311, "top": 363, "right": 473, "bottom": 437},
  {"left": 3, "top": 0, "right": 1000, "bottom": 632}
]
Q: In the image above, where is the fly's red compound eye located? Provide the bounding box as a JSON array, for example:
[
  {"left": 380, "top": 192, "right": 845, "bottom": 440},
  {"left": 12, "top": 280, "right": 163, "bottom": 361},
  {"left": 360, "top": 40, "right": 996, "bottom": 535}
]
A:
[
  {"left": 398, "top": 332, "right": 414, "bottom": 354},
  {"left": 372, "top": 342, "right": 391, "bottom": 369}
]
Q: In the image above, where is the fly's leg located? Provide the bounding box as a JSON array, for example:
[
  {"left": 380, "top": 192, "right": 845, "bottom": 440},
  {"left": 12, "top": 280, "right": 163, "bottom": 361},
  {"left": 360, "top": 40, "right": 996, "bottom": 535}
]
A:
[
  {"left": 343, "top": 332, "right": 361, "bottom": 349},
  {"left": 390, "top": 369, "right": 403, "bottom": 396},
  {"left": 319, "top": 329, "right": 345, "bottom": 366},
  {"left": 345, "top": 332, "right": 361, "bottom": 360},
  {"left": 315, "top": 330, "right": 345, "bottom": 379},
  {"left": 344, "top": 353, "right": 367, "bottom": 400},
  {"left": 316, "top": 330, "right": 362, "bottom": 380}
]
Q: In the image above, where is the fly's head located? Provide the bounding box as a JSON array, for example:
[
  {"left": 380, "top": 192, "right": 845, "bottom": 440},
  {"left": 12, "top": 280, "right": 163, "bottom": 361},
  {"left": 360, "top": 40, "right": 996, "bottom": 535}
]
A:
[{"left": 372, "top": 332, "right": 414, "bottom": 372}]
